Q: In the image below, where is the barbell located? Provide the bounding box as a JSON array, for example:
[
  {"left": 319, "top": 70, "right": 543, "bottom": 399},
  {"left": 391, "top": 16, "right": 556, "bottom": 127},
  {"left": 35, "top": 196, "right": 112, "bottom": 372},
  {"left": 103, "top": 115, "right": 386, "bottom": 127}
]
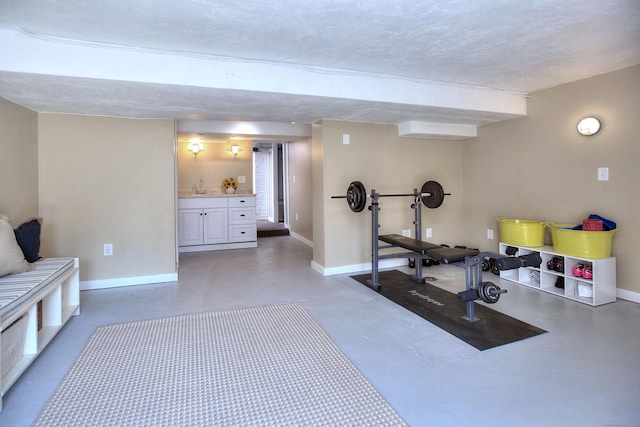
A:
[{"left": 331, "top": 180, "right": 451, "bottom": 212}]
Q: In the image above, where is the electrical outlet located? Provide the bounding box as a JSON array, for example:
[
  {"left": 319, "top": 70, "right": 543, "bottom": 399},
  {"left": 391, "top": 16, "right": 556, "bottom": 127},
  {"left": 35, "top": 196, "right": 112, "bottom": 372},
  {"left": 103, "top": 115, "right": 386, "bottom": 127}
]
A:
[
  {"left": 426, "top": 228, "right": 433, "bottom": 238},
  {"left": 402, "top": 229, "right": 411, "bottom": 237},
  {"left": 237, "top": 175, "right": 246, "bottom": 184},
  {"left": 487, "top": 229, "right": 494, "bottom": 240},
  {"left": 295, "top": 213, "right": 299, "bottom": 221},
  {"left": 104, "top": 243, "right": 113, "bottom": 256}
]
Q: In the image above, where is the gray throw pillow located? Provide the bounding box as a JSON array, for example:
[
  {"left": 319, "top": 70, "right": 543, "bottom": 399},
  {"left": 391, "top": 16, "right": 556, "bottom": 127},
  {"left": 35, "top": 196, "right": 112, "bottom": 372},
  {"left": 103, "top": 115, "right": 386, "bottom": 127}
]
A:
[{"left": 0, "top": 214, "right": 33, "bottom": 277}]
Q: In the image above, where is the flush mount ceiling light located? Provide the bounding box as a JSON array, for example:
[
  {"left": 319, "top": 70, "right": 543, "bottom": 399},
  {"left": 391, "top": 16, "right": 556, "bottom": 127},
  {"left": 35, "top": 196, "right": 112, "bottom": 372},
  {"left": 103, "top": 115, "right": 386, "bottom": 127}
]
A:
[{"left": 577, "top": 117, "right": 602, "bottom": 136}]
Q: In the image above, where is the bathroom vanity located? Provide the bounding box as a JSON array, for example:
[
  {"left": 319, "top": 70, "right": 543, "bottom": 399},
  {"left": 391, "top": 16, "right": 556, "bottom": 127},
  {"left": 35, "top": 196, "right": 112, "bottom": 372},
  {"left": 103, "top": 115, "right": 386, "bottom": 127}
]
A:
[{"left": 178, "top": 194, "right": 257, "bottom": 252}]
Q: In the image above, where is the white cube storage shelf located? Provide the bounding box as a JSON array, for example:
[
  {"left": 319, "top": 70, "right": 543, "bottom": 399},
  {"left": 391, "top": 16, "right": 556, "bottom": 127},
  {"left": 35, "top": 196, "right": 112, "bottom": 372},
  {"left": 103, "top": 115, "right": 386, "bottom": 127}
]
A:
[
  {"left": 1, "top": 258, "right": 80, "bottom": 410},
  {"left": 499, "top": 243, "right": 616, "bottom": 306}
]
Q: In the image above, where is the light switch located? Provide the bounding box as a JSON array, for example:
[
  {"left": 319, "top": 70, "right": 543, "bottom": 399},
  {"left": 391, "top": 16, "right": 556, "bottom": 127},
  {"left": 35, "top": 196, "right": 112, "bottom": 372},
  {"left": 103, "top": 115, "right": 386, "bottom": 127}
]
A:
[
  {"left": 343, "top": 134, "right": 350, "bottom": 145},
  {"left": 597, "top": 168, "right": 609, "bottom": 181}
]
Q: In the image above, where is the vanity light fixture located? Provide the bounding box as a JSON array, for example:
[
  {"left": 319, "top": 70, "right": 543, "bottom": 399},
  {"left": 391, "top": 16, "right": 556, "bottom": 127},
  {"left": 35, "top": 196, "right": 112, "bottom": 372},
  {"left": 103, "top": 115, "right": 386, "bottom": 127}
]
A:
[
  {"left": 230, "top": 144, "right": 241, "bottom": 159},
  {"left": 577, "top": 117, "right": 602, "bottom": 136},
  {"left": 188, "top": 140, "right": 204, "bottom": 158}
]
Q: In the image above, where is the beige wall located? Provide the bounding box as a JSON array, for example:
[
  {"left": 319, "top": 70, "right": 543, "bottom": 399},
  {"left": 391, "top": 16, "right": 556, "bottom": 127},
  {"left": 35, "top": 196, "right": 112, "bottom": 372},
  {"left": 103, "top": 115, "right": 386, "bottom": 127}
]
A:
[
  {"left": 0, "top": 98, "right": 38, "bottom": 224},
  {"left": 313, "top": 120, "right": 464, "bottom": 269},
  {"left": 287, "top": 139, "right": 313, "bottom": 241},
  {"left": 312, "top": 123, "right": 326, "bottom": 266},
  {"left": 3, "top": 65, "right": 637, "bottom": 297},
  {"left": 463, "top": 65, "right": 640, "bottom": 294},
  {"left": 177, "top": 139, "right": 253, "bottom": 193},
  {"left": 37, "top": 114, "right": 177, "bottom": 282}
]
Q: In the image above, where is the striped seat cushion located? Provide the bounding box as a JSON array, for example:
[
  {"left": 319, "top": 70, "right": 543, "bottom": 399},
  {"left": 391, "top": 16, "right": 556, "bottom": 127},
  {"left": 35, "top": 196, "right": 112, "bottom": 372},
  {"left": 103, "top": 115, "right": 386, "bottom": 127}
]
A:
[{"left": 0, "top": 258, "right": 75, "bottom": 316}]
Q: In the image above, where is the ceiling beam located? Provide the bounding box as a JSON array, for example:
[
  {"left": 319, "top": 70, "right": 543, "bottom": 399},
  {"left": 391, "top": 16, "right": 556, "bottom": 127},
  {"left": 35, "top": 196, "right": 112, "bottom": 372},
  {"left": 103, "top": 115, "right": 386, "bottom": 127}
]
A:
[{"left": 0, "top": 29, "right": 528, "bottom": 121}]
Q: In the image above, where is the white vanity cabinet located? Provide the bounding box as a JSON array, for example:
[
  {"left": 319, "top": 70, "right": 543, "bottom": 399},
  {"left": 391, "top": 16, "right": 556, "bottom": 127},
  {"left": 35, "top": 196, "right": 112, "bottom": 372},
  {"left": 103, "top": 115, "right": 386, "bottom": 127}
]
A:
[
  {"left": 178, "top": 195, "right": 257, "bottom": 252},
  {"left": 228, "top": 197, "right": 257, "bottom": 242},
  {"left": 178, "top": 208, "right": 228, "bottom": 246}
]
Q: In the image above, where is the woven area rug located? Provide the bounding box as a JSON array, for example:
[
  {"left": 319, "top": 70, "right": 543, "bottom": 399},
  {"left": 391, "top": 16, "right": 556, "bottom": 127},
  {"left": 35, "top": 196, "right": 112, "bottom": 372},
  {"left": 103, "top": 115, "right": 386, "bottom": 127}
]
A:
[{"left": 35, "top": 303, "right": 406, "bottom": 426}]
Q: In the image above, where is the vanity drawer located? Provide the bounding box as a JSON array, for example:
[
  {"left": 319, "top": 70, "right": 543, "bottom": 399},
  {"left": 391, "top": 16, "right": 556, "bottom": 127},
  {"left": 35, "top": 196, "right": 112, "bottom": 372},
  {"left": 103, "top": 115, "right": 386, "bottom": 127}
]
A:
[
  {"left": 229, "top": 225, "right": 257, "bottom": 242},
  {"left": 229, "top": 208, "right": 256, "bottom": 224},
  {"left": 228, "top": 196, "right": 256, "bottom": 208}
]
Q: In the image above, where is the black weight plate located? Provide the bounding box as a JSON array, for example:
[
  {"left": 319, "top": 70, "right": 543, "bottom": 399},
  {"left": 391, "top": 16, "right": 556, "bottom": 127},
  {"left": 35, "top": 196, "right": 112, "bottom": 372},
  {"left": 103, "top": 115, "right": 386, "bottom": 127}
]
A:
[
  {"left": 421, "top": 181, "right": 445, "bottom": 209},
  {"left": 478, "top": 282, "right": 501, "bottom": 304},
  {"left": 346, "top": 181, "right": 367, "bottom": 212}
]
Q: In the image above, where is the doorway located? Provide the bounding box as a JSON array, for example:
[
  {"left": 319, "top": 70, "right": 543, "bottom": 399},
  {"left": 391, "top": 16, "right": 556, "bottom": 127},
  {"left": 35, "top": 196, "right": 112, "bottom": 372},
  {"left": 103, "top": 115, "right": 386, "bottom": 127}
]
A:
[{"left": 253, "top": 141, "right": 288, "bottom": 233}]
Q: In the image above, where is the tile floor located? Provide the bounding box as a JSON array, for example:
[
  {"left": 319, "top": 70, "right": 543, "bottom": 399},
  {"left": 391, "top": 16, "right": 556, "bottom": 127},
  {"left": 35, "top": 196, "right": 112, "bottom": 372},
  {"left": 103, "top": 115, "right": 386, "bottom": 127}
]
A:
[{"left": 1, "top": 235, "right": 639, "bottom": 426}]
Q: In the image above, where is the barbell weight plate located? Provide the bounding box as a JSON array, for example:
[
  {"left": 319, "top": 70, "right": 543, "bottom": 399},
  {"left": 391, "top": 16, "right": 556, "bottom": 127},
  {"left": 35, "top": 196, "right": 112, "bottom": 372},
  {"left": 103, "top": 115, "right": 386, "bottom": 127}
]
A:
[
  {"left": 421, "top": 181, "right": 445, "bottom": 209},
  {"left": 478, "top": 282, "right": 503, "bottom": 304},
  {"left": 346, "top": 180, "right": 367, "bottom": 213}
]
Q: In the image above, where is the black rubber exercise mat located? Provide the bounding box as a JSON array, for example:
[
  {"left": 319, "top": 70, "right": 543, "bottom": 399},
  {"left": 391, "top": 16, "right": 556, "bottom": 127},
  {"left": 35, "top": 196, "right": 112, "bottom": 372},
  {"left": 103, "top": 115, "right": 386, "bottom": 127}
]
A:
[{"left": 351, "top": 270, "right": 546, "bottom": 350}]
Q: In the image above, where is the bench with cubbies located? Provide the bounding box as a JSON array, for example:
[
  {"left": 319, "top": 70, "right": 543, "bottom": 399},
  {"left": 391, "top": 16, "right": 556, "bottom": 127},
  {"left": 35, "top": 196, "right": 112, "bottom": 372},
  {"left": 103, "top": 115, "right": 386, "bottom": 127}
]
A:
[
  {"left": 0, "top": 257, "right": 79, "bottom": 411},
  {"left": 498, "top": 243, "right": 616, "bottom": 306}
]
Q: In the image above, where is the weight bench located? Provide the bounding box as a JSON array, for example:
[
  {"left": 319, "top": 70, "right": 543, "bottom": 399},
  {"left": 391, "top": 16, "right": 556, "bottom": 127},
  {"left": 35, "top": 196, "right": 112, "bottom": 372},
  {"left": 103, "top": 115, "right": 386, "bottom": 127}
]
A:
[
  {"left": 365, "top": 186, "right": 479, "bottom": 290},
  {"left": 371, "top": 233, "right": 478, "bottom": 289},
  {"left": 379, "top": 234, "right": 478, "bottom": 264},
  {"left": 360, "top": 186, "right": 542, "bottom": 322}
]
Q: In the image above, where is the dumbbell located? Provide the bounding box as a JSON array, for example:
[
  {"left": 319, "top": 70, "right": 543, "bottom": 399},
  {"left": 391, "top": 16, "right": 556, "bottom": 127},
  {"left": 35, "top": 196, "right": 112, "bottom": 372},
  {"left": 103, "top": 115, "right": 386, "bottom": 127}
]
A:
[
  {"left": 490, "top": 258, "right": 500, "bottom": 275},
  {"left": 495, "top": 253, "right": 543, "bottom": 271}
]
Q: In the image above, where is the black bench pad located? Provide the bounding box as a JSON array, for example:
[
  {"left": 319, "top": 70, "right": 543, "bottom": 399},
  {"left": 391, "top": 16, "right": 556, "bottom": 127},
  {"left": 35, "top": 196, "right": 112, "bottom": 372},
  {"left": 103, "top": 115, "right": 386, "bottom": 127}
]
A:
[
  {"left": 379, "top": 234, "right": 441, "bottom": 253},
  {"left": 425, "top": 247, "right": 479, "bottom": 264},
  {"left": 378, "top": 234, "right": 479, "bottom": 264}
]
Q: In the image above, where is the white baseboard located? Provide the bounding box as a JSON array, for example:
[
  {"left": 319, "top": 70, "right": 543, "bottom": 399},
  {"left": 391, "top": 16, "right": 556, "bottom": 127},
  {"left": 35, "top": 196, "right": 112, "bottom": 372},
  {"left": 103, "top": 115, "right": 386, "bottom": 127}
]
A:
[
  {"left": 617, "top": 288, "right": 640, "bottom": 304},
  {"left": 81, "top": 273, "right": 178, "bottom": 291},
  {"left": 290, "top": 231, "right": 313, "bottom": 248},
  {"left": 311, "top": 259, "right": 406, "bottom": 276},
  {"left": 179, "top": 241, "right": 257, "bottom": 252}
]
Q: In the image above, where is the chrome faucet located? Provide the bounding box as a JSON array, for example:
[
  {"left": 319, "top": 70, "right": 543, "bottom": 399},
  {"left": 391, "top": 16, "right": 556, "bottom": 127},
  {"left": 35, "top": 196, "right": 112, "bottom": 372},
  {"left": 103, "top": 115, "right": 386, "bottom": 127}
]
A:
[{"left": 196, "top": 178, "right": 206, "bottom": 194}]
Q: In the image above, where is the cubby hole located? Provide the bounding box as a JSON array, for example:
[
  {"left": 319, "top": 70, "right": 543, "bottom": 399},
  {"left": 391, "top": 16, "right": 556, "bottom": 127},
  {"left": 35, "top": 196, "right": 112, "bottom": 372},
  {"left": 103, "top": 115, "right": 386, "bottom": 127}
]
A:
[
  {"left": 540, "top": 271, "right": 565, "bottom": 296},
  {"left": 37, "top": 285, "right": 62, "bottom": 351},
  {"left": 565, "top": 257, "right": 594, "bottom": 282}
]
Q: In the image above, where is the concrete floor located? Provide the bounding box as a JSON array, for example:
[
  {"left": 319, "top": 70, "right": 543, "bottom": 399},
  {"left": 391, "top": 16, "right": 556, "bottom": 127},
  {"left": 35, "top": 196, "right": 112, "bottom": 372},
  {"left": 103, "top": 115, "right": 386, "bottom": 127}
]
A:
[{"left": 1, "top": 235, "right": 639, "bottom": 426}]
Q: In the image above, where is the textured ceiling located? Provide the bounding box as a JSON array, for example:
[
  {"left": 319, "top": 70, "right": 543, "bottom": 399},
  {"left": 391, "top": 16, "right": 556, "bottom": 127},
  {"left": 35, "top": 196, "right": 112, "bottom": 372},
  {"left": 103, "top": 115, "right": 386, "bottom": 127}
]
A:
[{"left": 0, "top": 0, "right": 638, "bottom": 134}]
